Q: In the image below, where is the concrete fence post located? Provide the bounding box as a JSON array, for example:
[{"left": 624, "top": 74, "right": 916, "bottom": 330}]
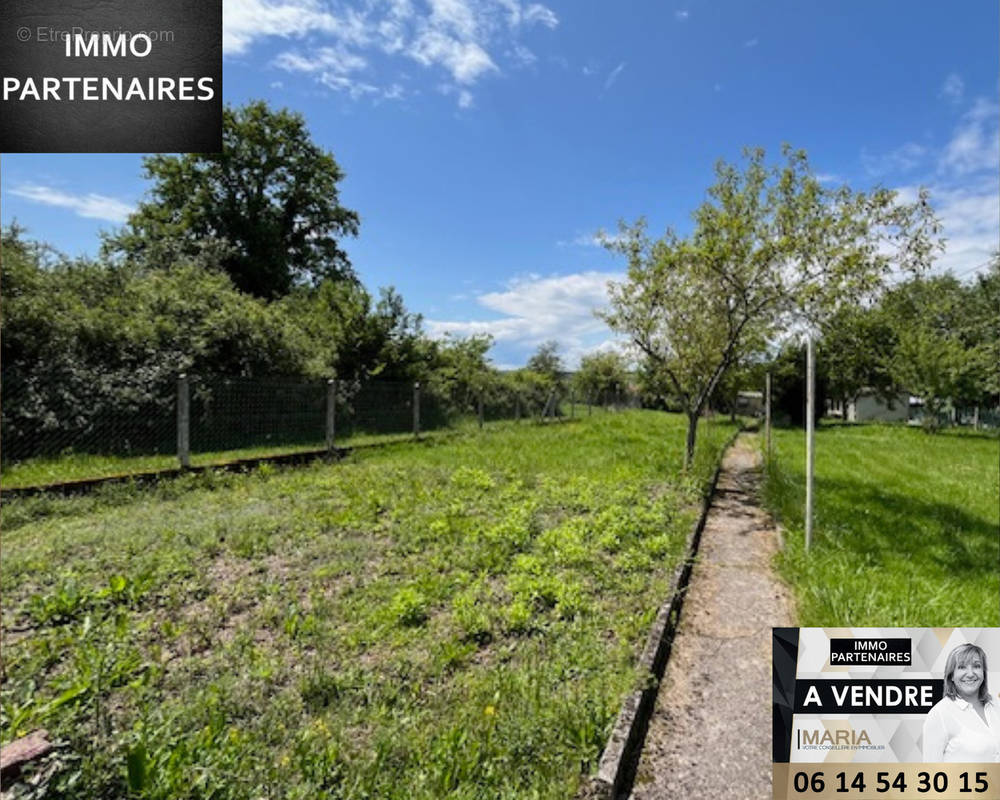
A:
[
  {"left": 326, "top": 379, "right": 336, "bottom": 453},
  {"left": 413, "top": 382, "right": 421, "bottom": 439},
  {"left": 177, "top": 373, "right": 190, "bottom": 469}
]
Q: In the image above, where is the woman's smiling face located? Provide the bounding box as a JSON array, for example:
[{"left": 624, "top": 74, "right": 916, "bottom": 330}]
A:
[{"left": 953, "top": 656, "right": 984, "bottom": 698}]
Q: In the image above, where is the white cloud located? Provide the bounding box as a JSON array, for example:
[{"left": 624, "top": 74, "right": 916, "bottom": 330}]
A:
[
  {"left": 510, "top": 43, "right": 537, "bottom": 66},
  {"left": 744, "top": 37, "right": 758, "bottom": 48},
  {"left": 408, "top": 30, "right": 497, "bottom": 83},
  {"left": 274, "top": 46, "right": 367, "bottom": 74},
  {"left": 880, "top": 98, "right": 999, "bottom": 278},
  {"left": 557, "top": 231, "right": 625, "bottom": 248},
  {"left": 426, "top": 271, "right": 623, "bottom": 365},
  {"left": 939, "top": 72, "right": 964, "bottom": 103},
  {"left": 524, "top": 4, "right": 558, "bottom": 28},
  {"left": 902, "top": 177, "right": 998, "bottom": 277},
  {"left": 604, "top": 61, "right": 625, "bottom": 90},
  {"left": 675, "top": 10, "right": 689, "bottom": 20},
  {"left": 9, "top": 184, "right": 132, "bottom": 223},
  {"left": 224, "top": 0, "right": 557, "bottom": 101},
  {"left": 224, "top": 0, "right": 366, "bottom": 56},
  {"left": 861, "top": 141, "right": 927, "bottom": 176},
  {"left": 939, "top": 98, "right": 999, "bottom": 176},
  {"left": 458, "top": 89, "right": 475, "bottom": 108}
]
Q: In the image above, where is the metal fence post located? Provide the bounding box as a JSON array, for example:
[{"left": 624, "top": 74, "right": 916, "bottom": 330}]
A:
[
  {"left": 413, "top": 381, "right": 421, "bottom": 439},
  {"left": 570, "top": 391, "right": 575, "bottom": 419},
  {"left": 765, "top": 371, "right": 772, "bottom": 462},
  {"left": 177, "top": 373, "right": 190, "bottom": 468},
  {"left": 326, "top": 378, "right": 336, "bottom": 453},
  {"left": 805, "top": 335, "right": 815, "bottom": 552},
  {"left": 478, "top": 392, "right": 484, "bottom": 429},
  {"left": 515, "top": 394, "right": 521, "bottom": 423}
]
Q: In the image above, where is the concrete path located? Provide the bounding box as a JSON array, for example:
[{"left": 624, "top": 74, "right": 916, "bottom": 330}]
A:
[{"left": 629, "top": 433, "right": 796, "bottom": 800}]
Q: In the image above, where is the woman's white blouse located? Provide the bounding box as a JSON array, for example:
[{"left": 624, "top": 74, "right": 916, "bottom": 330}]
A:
[{"left": 922, "top": 696, "right": 1000, "bottom": 762}]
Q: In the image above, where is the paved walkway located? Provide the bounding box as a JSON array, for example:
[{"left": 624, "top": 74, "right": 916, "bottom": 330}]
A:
[{"left": 629, "top": 433, "right": 796, "bottom": 800}]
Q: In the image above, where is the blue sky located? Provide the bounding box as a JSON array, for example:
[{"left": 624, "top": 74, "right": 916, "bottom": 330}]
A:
[{"left": 2, "top": 0, "right": 998, "bottom": 368}]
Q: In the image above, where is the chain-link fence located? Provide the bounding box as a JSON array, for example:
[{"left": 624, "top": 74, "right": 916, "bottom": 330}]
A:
[
  {"left": 1, "top": 372, "right": 618, "bottom": 477},
  {"left": 0, "top": 369, "right": 176, "bottom": 463}
]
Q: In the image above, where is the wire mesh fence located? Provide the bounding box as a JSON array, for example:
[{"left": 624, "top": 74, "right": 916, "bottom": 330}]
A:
[
  {"left": 1, "top": 372, "right": 619, "bottom": 486},
  {"left": 1, "top": 369, "right": 176, "bottom": 464}
]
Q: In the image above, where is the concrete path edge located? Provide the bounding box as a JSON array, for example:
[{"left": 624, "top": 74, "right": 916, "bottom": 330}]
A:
[{"left": 585, "top": 427, "right": 743, "bottom": 800}]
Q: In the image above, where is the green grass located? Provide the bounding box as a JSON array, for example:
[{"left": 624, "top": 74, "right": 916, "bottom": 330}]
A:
[
  {"left": 762, "top": 423, "right": 999, "bottom": 626},
  {"left": 0, "top": 411, "right": 736, "bottom": 799},
  {"left": 0, "top": 417, "right": 561, "bottom": 490}
]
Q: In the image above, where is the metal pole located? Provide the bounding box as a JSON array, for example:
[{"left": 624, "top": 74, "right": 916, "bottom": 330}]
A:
[
  {"left": 326, "top": 379, "right": 336, "bottom": 453},
  {"left": 413, "top": 382, "right": 421, "bottom": 439},
  {"left": 805, "top": 335, "right": 815, "bottom": 552},
  {"left": 570, "top": 391, "right": 575, "bottom": 419},
  {"left": 478, "top": 392, "right": 484, "bottom": 429},
  {"left": 765, "top": 371, "right": 772, "bottom": 462},
  {"left": 515, "top": 394, "right": 521, "bottom": 423},
  {"left": 177, "top": 373, "right": 190, "bottom": 468}
]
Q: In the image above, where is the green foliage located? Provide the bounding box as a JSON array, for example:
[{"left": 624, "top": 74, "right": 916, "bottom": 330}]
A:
[
  {"left": 819, "top": 303, "right": 897, "bottom": 407},
  {"left": 1, "top": 228, "right": 312, "bottom": 458},
  {"left": 104, "top": 101, "right": 360, "bottom": 299},
  {"left": 1, "top": 411, "right": 738, "bottom": 799},
  {"left": 602, "top": 145, "right": 942, "bottom": 466},
  {"left": 882, "top": 272, "right": 995, "bottom": 428},
  {"left": 572, "top": 351, "right": 631, "bottom": 404}
]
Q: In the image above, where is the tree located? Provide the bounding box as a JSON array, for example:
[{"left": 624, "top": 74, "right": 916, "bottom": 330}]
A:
[
  {"left": 426, "top": 334, "right": 496, "bottom": 414},
  {"left": 283, "top": 280, "right": 427, "bottom": 383},
  {"left": 883, "top": 273, "right": 990, "bottom": 430},
  {"left": 818, "top": 303, "right": 897, "bottom": 410},
  {"left": 602, "top": 146, "right": 941, "bottom": 468},
  {"left": 105, "top": 101, "right": 360, "bottom": 299},
  {"left": 526, "top": 341, "right": 565, "bottom": 386},
  {"left": 573, "top": 350, "right": 631, "bottom": 405}
]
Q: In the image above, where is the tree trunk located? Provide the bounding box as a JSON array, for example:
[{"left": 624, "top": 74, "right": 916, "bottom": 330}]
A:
[{"left": 684, "top": 410, "right": 698, "bottom": 470}]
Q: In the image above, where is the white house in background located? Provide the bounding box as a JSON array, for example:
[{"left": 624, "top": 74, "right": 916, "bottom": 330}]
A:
[{"left": 826, "top": 389, "right": 910, "bottom": 423}]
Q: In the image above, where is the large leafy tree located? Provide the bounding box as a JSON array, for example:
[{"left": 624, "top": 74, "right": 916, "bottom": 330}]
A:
[
  {"left": 602, "top": 146, "right": 941, "bottom": 467},
  {"left": 883, "top": 273, "right": 992, "bottom": 429},
  {"left": 819, "top": 303, "right": 897, "bottom": 409},
  {"left": 105, "top": 101, "right": 360, "bottom": 299}
]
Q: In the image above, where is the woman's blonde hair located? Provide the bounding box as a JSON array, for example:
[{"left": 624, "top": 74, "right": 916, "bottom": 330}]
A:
[{"left": 943, "top": 643, "right": 990, "bottom": 704}]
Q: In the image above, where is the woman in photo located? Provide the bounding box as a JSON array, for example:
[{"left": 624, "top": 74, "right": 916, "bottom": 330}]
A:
[{"left": 922, "top": 643, "right": 1000, "bottom": 763}]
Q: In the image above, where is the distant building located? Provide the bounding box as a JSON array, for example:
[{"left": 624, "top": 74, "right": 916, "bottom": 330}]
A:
[
  {"left": 826, "top": 389, "right": 910, "bottom": 423},
  {"left": 736, "top": 391, "right": 764, "bottom": 416}
]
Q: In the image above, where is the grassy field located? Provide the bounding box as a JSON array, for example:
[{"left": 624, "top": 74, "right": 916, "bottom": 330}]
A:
[
  {"left": 0, "top": 431, "right": 448, "bottom": 490},
  {"left": 1, "top": 411, "right": 736, "bottom": 799},
  {"left": 762, "top": 423, "right": 999, "bottom": 626}
]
